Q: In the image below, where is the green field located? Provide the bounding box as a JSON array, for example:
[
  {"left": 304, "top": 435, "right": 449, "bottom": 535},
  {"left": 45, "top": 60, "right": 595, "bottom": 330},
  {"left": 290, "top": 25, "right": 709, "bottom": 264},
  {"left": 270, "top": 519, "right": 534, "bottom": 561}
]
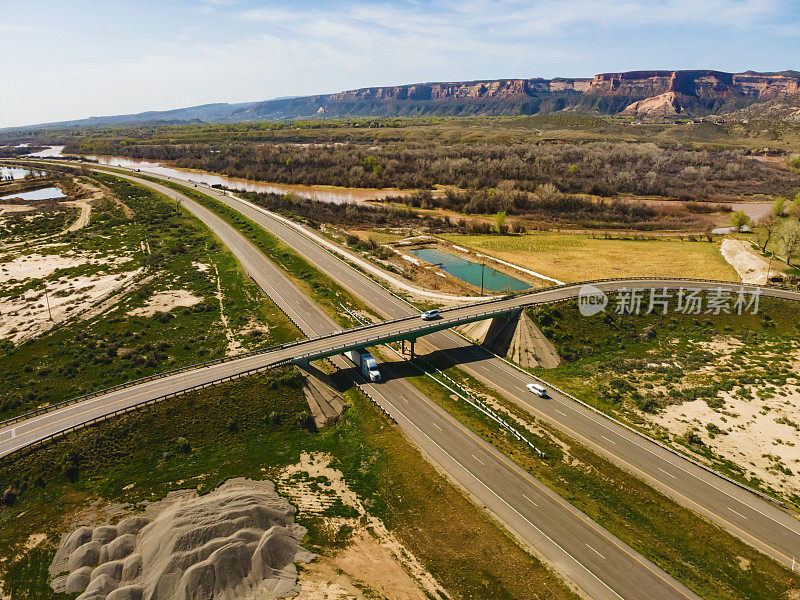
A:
[{"left": 441, "top": 232, "right": 740, "bottom": 282}]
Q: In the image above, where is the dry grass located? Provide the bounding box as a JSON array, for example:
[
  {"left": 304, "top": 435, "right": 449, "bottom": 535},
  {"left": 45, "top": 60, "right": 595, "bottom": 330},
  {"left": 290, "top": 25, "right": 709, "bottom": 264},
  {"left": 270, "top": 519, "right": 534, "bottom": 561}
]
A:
[{"left": 441, "top": 232, "right": 740, "bottom": 282}]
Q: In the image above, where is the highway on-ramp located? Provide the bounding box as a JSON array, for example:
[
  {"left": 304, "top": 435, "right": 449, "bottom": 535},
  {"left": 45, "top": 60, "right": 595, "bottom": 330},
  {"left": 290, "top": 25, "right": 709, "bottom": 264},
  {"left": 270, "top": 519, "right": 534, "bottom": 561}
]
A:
[{"left": 0, "top": 168, "right": 707, "bottom": 600}]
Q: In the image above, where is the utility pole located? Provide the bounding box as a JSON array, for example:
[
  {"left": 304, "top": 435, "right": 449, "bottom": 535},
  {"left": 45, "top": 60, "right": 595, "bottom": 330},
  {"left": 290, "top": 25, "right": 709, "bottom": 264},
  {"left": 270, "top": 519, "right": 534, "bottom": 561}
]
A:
[{"left": 43, "top": 282, "right": 53, "bottom": 321}]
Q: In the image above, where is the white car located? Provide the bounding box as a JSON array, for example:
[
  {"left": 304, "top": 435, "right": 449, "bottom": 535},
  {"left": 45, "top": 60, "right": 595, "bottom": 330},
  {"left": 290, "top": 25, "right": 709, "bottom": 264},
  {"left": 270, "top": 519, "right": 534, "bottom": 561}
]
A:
[
  {"left": 420, "top": 309, "right": 441, "bottom": 321},
  {"left": 526, "top": 383, "right": 549, "bottom": 398}
]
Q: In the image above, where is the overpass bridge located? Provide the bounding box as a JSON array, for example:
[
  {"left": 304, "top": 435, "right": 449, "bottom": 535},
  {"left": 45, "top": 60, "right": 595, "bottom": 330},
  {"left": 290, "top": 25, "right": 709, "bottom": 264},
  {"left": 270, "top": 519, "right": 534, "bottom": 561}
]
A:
[{"left": 3, "top": 277, "right": 799, "bottom": 460}]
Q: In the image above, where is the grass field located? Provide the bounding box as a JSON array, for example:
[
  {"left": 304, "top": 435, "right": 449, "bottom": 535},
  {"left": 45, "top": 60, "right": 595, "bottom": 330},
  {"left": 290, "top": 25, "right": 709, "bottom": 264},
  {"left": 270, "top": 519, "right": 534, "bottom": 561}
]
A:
[
  {"left": 0, "top": 371, "right": 579, "bottom": 600},
  {"left": 441, "top": 232, "right": 740, "bottom": 282},
  {"left": 525, "top": 296, "right": 800, "bottom": 507}
]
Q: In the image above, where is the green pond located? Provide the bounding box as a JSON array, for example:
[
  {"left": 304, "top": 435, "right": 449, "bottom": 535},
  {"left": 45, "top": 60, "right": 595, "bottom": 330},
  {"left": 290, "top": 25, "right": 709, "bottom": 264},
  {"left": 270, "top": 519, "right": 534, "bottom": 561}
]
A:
[{"left": 408, "top": 247, "right": 530, "bottom": 293}]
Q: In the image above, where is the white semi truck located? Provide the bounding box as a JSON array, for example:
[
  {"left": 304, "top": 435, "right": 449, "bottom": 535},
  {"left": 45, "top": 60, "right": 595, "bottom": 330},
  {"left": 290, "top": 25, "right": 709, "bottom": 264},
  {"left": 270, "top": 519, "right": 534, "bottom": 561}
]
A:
[{"left": 345, "top": 349, "right": 382, "bottom": 382}]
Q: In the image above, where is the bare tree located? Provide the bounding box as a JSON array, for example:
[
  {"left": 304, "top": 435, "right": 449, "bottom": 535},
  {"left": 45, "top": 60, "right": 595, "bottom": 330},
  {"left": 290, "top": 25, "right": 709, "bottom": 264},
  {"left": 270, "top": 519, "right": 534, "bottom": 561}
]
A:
[
  {"left": 781, "top": 219, "right": 800, "bottom": 267},
  {"left": 533, "top": 183, "right": 562, "bottom": 203},
  {"left": 755, "top": 214, "right": 781, "bottom": 252}
]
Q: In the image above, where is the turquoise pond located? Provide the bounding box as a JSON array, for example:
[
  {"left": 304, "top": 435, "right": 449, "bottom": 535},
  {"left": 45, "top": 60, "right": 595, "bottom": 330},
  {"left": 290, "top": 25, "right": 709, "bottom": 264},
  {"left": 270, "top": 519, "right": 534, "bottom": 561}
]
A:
[{"left": 407, "top": 247, "right": 530, "bottom": 292}]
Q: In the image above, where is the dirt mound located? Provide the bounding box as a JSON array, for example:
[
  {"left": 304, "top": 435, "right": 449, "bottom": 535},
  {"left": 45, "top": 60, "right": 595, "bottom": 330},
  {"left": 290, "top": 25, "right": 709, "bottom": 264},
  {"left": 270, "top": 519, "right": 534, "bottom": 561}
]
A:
[
  {"left": 51, "top": 479, "right": 314, "bottom": 600},
  {"left": 458, "top": 310, "right": 561, "bottom": 369}
]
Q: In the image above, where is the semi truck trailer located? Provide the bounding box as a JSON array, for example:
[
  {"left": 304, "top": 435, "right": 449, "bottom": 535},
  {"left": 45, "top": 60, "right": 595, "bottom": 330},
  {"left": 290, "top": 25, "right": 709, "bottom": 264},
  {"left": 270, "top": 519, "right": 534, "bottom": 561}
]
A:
[{"left": 344, "top": 349, "right": 382, "bottom": 382}]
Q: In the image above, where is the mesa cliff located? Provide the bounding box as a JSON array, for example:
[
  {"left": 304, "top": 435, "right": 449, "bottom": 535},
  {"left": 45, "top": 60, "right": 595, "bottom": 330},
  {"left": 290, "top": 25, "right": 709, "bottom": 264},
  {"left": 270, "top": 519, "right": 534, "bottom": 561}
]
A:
[
  {"left": 18, "top": 69, "right": 800, "bottom": 130},
  {"left": 232, "top": 69, "right": 800, "bottom": 121}
]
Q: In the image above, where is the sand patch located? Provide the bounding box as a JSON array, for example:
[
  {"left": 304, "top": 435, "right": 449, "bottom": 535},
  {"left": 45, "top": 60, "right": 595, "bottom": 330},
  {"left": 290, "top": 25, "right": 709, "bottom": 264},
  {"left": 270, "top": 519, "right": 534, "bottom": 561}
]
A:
[
  {"left": 0, "top": 204, "right": 34, "bottom": 215},
  {"left": 0, "top": 250, "right": 142, "bottom": 343},
  {"left": 129, "top": 289, "right": 201, "bottom": 317},
  {"left": 276, "top": 453, "right": 448, "bottom": 600},
  {"left": 23, "top": 534, "right": 46, "bottom": 551},
  {"left": 0, "top": 252, "right": 86, "bottom": 282},
  {"left": 720, "top": 238, "right": 770, "bottom": 284},
  {"left": 652, "top": 386, "right": 800, "bottom": 496}
]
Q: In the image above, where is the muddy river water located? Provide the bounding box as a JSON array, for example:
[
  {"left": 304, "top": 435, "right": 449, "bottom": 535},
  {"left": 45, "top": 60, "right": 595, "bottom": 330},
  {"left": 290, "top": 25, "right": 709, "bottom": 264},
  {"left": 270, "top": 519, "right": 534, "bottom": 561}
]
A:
[{"left": 82, "top": 155, "right": 413, "bottom": 204}]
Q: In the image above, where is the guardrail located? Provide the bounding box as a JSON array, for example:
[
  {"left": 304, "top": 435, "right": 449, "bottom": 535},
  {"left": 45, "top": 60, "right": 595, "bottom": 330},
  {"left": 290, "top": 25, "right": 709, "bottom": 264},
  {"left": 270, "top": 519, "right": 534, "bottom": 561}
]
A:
[
  {"left": 1, "top": 360, "right": 278, "bottom": 462},
  {"left": 5, "top": 276, "right": 796, "bottom": 433},
  {"left": 0, "top": 342, "right": 294, "bottom": 430}
]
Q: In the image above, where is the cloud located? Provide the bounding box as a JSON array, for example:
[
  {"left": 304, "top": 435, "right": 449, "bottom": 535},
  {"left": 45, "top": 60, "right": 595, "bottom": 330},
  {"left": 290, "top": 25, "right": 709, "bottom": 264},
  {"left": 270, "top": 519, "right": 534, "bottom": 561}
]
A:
[{"left": 1, "top": 0, "right": 797, "bottom": 127}]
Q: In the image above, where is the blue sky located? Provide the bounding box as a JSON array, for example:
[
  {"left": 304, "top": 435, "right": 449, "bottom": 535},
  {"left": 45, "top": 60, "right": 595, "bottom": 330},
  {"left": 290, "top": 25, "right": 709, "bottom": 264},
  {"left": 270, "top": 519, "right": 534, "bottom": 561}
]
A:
[{"left": 2, "top": 0, "right": 799, "bottom": 127}]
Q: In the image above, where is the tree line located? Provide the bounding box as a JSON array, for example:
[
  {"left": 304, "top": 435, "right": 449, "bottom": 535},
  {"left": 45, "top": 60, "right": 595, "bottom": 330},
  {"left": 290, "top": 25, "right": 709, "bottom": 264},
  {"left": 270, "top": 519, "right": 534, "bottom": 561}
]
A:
[{"left": 61, "top": 139, "right": 800, "bottom": 201}]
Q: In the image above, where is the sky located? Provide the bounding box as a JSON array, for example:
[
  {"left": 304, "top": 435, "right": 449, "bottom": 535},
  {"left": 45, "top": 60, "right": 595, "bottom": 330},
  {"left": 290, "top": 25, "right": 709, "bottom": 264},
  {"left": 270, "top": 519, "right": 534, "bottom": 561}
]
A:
[{"left": 2, "top": 0, "right": 800, "bottom": 127}]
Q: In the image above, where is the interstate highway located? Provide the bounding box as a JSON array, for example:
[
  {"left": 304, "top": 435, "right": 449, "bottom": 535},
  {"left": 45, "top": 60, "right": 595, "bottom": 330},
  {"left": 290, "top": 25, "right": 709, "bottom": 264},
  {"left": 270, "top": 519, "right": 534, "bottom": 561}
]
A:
[
  {"left": 14, "top": 158, "right": 800, "bottom": 569},
  {"left": 0, "top": 169, "right": 705, "bottom": 600},
  {"left": 11, "top": 159, "right": 800, "bottom": 570},
  {"left": 173, "top": 174, "right": 800, "bottom": 570}
]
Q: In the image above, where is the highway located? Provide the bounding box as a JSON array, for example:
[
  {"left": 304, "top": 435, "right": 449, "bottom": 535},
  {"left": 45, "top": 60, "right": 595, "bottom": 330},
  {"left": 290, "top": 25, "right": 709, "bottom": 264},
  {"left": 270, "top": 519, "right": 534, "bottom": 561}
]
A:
[
  {"left": 171, "top": 176, "right": 800, "bottom": 570},
  {"left": 9, "top": 160, "right": 800, "bottom": 571},
  {"left": 0, "top": 168, "right": 707, "bottom": 600}
]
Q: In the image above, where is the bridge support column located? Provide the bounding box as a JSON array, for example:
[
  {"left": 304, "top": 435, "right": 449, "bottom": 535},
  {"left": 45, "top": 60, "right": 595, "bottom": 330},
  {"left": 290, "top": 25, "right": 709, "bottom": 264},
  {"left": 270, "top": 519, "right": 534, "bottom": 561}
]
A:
[{"left": 401, "top": 338, "right": 416, "bottom": 358}]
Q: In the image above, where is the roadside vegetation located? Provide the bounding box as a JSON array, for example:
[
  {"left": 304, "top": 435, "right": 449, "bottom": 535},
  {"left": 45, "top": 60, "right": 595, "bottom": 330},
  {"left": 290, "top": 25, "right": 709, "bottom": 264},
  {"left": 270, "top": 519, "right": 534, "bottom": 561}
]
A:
[
  {"left": 0, "top": 174, "right": 298, "bottom": 420},
  {"left": 146, "top": 178, "right": 381, "bottom": 328},
  {"left": 0, "top": 370, "right": 579, "bottom": 600},
  {"left": 525, "top": 296, "right": 800, "bottom": 506},
  {"left": 382, "top": 347, "right": 797, "bottom": 600}
]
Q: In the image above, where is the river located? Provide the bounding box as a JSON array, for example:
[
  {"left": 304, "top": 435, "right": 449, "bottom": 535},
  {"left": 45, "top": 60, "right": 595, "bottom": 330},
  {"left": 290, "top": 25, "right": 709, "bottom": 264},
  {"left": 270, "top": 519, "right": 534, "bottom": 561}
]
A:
[{"left": 81, "top": 155, "right": 413, "bottom": 204}]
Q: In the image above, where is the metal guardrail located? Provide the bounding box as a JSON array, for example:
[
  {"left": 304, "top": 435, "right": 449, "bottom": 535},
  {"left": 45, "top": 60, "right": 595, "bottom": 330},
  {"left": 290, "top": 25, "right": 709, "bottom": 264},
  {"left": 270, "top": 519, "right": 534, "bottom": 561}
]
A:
[
  {"left": 1, "top": 360, "right": 279, "bottom": 462},
  {"left": 0, "top": 343, "right": 294, "bottom": 430}
]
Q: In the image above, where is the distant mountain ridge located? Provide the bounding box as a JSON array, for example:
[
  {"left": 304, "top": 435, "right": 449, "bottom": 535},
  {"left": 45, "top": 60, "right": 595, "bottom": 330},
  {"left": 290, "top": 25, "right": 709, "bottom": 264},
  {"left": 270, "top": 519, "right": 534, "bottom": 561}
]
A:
[{"left": 10, "top": 69, "right": 800, "bottom": 130}]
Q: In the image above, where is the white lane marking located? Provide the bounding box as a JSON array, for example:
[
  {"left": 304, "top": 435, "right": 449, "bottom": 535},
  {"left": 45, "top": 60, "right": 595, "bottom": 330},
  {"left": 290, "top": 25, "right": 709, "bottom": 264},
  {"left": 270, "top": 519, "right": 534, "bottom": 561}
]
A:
[
  {"left": 728, "top": 507, "right": 747, "bottom": 520},
  {"left": 554, "top": 409, "right": 567, "bottom": 417},
  {"left": 658, "top": 468, "right": 677, "bottom": 479},
  {"left": 433, "top": 423, "right": 443, "bottom": 431},
  {"left": 586, "top": 544, "right": 605, "bottom": 559},
  {"left": 601, "top": 435, "right": 616, "bottom": 445},
  {"left": 364, "top": 385, "right": 625, "bottom": 600},
  {"left": 472, "top": 454, "right": 485, "bottom": 466},
  {"left": 460, "top": 347, "right": 800, "bottom": 537},
  {"left": 522, "top": 493, "right": 538, "bottom": 507}
]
